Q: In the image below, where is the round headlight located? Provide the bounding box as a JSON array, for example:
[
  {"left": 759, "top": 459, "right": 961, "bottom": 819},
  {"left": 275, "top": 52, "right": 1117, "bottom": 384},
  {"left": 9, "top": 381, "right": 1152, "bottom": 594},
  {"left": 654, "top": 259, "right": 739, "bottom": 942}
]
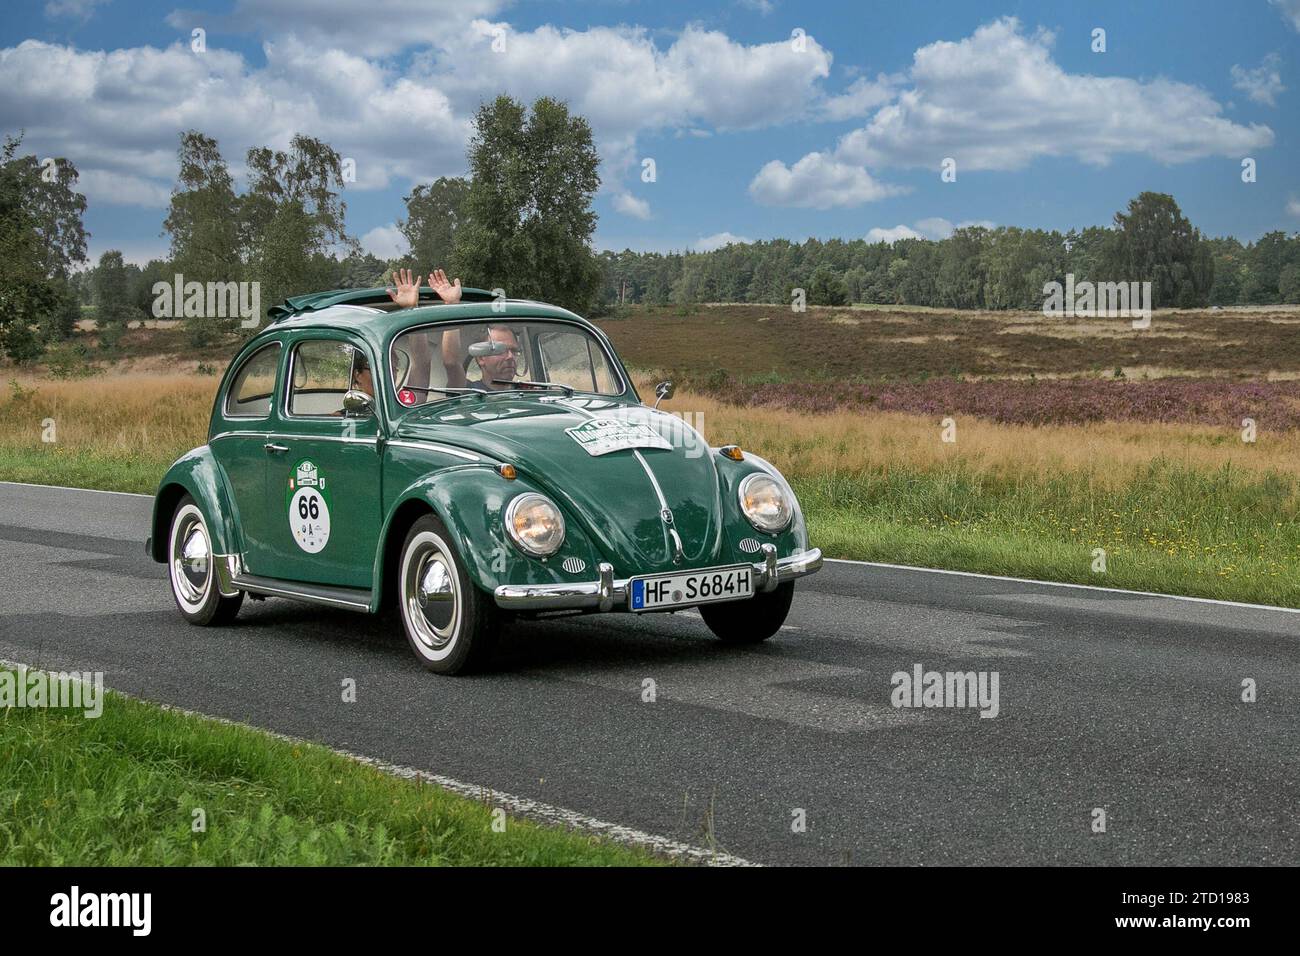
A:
[
  {"left": 738, "top": 473, "right": 792, "bottom": 534},
  {"left": 505, "top": 493, "right": 566, "bottom": 557}
]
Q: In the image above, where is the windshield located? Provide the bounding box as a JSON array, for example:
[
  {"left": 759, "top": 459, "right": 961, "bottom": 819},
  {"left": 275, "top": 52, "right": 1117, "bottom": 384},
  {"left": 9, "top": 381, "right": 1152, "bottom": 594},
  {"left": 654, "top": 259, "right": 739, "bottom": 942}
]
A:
[{"left": 388, "top": 320, "right": 623, "bottom": 408}]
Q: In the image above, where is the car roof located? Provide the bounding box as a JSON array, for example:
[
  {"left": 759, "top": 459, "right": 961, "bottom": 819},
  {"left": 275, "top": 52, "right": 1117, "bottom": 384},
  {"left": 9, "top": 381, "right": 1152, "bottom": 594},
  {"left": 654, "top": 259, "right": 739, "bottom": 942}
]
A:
[{"left": 252, "top": 286, "right": 595, "bottom": 354}]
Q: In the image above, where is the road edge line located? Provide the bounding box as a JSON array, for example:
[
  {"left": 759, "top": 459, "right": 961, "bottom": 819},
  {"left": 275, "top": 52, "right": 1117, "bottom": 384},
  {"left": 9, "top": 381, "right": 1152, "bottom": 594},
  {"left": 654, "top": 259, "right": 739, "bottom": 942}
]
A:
[{"left": 823, "top": 558, "right": 1300, "bottom": 615}]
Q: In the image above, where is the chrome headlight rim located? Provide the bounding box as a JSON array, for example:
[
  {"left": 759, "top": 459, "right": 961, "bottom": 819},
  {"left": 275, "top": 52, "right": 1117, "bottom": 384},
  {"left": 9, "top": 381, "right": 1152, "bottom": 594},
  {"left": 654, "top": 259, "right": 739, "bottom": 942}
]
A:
[
  {"left": 504, "top": 492, "right": 566, "bottom": 557},
  {"left": 738, "top": 471, "right": 793, "bottom": 535}
]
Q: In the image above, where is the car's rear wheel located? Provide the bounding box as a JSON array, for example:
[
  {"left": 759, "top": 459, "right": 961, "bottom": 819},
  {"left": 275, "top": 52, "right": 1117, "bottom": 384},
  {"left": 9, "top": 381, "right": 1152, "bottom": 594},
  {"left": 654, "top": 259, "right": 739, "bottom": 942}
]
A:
[
  {"left": 699, "top": 581, "right": 794, "bottom": 644},
  {"left": 168, "top": 495, "right": 243, "bottom": 626},
  {"left": 397, "top": 514, "right": 500, "bottom": 674}
]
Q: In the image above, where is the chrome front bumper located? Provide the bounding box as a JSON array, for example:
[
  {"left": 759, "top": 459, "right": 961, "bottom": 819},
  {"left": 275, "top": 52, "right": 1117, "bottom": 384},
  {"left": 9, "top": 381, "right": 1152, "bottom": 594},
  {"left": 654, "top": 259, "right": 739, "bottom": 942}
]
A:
[{"left": 493, "top": 545, "right": 823, "bottom": 612}]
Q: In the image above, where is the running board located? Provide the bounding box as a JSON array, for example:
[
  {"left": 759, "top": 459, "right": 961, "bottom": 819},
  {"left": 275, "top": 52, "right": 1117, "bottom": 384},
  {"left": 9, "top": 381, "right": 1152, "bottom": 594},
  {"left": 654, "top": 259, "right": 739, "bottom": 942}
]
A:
[{"left": 231, "top": 573, "right": 372, "bottom": 612}]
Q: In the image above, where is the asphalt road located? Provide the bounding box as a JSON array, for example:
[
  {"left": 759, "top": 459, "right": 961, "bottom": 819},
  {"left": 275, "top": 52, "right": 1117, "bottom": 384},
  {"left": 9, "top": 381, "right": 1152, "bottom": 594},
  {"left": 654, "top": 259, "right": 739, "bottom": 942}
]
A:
[{"left": 2, "top": 480, "right": 1297, "bottom": 865}]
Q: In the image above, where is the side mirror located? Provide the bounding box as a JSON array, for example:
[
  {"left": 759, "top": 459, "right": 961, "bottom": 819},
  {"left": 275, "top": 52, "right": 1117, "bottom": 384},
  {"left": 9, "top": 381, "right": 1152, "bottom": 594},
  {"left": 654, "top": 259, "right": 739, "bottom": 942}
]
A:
[
  {"left": 653, "top": 380, "right": 674, "bottom": 409},
  {"left": 342, "top": 389, "right": 375, "bottom": 418}
]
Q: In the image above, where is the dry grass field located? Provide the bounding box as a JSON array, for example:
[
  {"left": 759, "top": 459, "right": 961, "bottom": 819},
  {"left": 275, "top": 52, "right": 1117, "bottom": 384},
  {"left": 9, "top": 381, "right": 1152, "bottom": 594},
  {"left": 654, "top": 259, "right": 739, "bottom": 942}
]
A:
[{"left": 2, "top": 366, "right": 1297, "bottom": 606}]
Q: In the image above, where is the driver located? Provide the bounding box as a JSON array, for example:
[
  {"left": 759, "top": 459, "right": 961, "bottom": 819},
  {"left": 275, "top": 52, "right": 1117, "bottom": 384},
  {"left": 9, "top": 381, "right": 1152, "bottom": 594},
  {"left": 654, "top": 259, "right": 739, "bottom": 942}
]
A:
[
  {"left": 385, "top": 268, "right": 524, "bottom": 394},
  {"left": 461, "top": 325, "right": 520, "bottom": 391}
]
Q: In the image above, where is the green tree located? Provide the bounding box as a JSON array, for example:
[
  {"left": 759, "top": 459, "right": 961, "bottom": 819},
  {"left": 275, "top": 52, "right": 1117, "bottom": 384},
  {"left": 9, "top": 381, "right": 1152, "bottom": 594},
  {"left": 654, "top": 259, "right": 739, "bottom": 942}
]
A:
[
  {"left": 399, "top": 177, "right": 469, "bottom": 268},
  {"left": 242, "top": 134, "right": 355, "bottom": 324},
  {"left": 806, "top": 264, "right": 848, "bottom": 306},
  {"left": 454, "top": 96, "right": 601, "bottom": 314},
  {"left": 164, "top": 131, "right": 242, "bottom": 344},
  {"left": 1111, "top": 192, "right": 1213, "bottom": 308},
  {"left": 0, "top": 132, "right": 88, "bottom": 359},
  {"left": 92, "top": 250, "right": 134, "bottom": 350}
]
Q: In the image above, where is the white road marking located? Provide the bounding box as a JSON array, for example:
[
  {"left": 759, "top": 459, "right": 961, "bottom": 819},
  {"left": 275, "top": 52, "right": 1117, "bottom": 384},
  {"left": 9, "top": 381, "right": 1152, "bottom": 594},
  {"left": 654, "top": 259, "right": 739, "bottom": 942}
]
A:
[
  {"left": 824, "top": 558, "right": 1300, "bottom": 615},
  {"left": 0, "top": 657, "right": 756, "bottom": 867},
  {"left": 0, "top": 480, "right": 152, "bottom": 498}
]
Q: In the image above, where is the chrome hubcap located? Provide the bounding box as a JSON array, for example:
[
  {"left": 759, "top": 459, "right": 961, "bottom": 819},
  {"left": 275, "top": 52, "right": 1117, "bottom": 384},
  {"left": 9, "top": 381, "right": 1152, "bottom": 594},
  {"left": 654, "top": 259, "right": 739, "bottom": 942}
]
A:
[
  {"left": 171, "top": 512, "right": 211, "bottom": 607},
  {"left": 404, "top": 537, "right": 459, "bottom": 651}
]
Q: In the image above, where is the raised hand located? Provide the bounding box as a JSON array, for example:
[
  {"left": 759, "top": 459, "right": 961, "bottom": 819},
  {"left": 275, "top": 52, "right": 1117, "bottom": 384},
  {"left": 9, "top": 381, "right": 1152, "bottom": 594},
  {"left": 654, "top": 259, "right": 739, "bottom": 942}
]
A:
[
  {"left": 429, "top": 268, "right": 463, "bottom": 305},
  {"left": 386, "top": 267, "right": 422, "bottom": 309}
]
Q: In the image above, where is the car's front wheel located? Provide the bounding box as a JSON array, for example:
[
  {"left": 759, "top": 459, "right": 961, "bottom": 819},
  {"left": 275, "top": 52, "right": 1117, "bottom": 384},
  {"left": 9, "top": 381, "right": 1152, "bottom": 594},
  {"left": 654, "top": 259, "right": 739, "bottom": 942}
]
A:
[
  {"left": 699, "top": 581, "right": 794, "bottom": 644},
  {"left": 168, "top": 495, "right": 243, "bottom": 625},
  {"left": 397, "top": 514, "right": 501, "bottom": 674}
]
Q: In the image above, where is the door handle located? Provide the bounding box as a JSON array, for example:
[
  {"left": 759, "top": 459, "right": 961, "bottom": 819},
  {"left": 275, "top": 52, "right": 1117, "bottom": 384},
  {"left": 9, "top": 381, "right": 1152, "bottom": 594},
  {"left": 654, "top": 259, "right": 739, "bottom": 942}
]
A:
[{"left": 264, "top": 442, "right": 289, "bottom": 454}]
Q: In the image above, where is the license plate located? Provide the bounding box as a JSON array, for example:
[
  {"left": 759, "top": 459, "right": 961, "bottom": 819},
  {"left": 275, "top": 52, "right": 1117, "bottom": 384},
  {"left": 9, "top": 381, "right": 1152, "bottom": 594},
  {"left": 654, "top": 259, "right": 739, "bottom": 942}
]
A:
[{"left": 629, "top": 565, "right": 754, "bottom": 611}]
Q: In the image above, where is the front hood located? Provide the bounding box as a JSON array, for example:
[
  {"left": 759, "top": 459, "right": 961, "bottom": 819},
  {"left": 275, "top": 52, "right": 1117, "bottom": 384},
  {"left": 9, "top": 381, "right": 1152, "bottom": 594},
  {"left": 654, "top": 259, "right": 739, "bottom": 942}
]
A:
[{"left": 395, "top": 395, "right": 723, "bottom": 572}]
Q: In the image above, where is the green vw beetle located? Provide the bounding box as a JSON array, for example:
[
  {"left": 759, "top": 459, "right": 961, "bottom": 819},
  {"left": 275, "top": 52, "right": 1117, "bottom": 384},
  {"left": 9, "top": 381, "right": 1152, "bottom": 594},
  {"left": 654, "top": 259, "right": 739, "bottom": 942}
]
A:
[{"left": 147, "top": 287, "right": 822, "bottom": 673}]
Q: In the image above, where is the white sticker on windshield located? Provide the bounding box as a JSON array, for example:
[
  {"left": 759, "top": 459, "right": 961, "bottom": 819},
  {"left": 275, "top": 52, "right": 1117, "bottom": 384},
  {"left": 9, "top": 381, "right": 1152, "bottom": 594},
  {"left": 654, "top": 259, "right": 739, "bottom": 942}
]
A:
[{"left": 565, "top": 418, "right": 673, "bottom": 456}]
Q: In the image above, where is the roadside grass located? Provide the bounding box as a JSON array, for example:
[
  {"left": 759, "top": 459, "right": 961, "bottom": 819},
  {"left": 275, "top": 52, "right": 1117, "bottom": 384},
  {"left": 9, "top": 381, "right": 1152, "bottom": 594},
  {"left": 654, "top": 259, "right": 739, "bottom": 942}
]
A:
[
  {"left": 0, "top": 672, "right": 661, "bottom": 866},
  {"left": 2, "top": 372, "right": 1297, "bottom": 607}
]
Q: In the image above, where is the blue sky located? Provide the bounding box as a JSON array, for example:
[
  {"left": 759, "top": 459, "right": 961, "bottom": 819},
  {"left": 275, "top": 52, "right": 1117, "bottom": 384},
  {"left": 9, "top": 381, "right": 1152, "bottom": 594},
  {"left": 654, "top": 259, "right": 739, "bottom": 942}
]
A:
[{"left": 3, "top": 0, "right": 1299, "bottom": 266}]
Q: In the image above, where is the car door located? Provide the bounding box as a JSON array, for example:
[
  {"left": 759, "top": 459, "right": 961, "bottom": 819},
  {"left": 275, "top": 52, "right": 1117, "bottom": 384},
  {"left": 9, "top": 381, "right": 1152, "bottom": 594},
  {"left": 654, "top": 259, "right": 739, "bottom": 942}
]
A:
[
  {"left": 209, "top": 340, "right": 283, "bottom": 575},
  {"left": 257, "top": 332, "right": 383, "bottom": 589}
]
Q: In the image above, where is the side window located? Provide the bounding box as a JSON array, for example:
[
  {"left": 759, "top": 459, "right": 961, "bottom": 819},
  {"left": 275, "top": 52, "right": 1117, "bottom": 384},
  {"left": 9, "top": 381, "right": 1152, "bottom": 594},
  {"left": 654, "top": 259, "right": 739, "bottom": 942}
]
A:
[
  {"left": 224, "top": 343, "right": 281, "bottom": 418},
  {"left": 288, "top": 340, "right": 367, "bottom": 417},
  {"left": 538, "top": 330, "right": 618, "bottom": 394}
]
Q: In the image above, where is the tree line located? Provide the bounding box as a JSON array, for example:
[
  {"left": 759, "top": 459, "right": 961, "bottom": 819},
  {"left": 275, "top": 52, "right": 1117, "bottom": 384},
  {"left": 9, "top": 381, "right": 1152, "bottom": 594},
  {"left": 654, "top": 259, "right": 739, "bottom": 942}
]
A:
[
  {"left": 598, "top": 194, "right": 1300, "bottom": 311},
  {"left": 4, "top": 98, "right": 1300, "bottom": 364}
]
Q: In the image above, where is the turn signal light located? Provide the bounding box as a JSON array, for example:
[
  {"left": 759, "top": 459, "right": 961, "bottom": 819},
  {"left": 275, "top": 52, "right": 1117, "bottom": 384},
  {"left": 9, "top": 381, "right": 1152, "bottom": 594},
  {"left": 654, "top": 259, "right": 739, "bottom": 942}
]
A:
[
  {"left": 497, "top": 463, "right": 517, "bottom": 480},
  {"left": 720, "top": 445, "right": 744, "bottom": 461}
]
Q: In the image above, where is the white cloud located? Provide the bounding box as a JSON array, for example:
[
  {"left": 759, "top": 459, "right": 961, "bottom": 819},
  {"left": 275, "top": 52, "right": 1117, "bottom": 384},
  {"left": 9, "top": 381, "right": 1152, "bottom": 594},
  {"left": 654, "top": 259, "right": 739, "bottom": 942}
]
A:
[
  {"left": 359, "top": 224, "right": 408, "bottom": 260},
  {"left": 694, "top": 231, "right": 753, "bottom": 251},
  {"left": 757, "top": 17, "right": 1274, "bottom": 207},
  {"left": 865, "top": 224, "right": 921, "bottom": 243},
  {"left": 749, "top": 152, "right": 905, "bottom": 209},
  {"left": 76, "top": 169, "right": 172, "bottom": 207},
  {"left": 0, "top": 38, "right": 467, "bottom": 209},
  {"left": 735, "top": 0, "right": 776, "bottom": 15},
  {"left": 1231, "top": 54, "right": 1285, "bottom": 106},
  {"left": 865, "top": 217, "right": 995, "bottom": 243},
  {"left": 612, "top": 192, "right": 652, "bottom": 220},
  {"left": 1287, "top": 196, "right": 1300, "bottom": 217},
  {"left": 821, "top": 73, "right": 901, "bottom": 121},
  {"left": 426, "top": 20, "right": 832, "bottom": 176},
  {"left": 1269, "top": 0, "right": 1300, "bottom": 32},
  {"left": 167, "top": 0, "right": 508, "bottom": 57},
  {"left": 44, "top": 0, "right": 110, "bottom": 19}
]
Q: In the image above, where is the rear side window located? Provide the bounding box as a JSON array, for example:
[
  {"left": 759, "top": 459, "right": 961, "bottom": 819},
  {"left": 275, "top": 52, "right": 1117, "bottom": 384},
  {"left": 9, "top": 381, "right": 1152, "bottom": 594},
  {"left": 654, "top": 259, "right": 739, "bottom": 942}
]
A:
[{"left": 224, "top": 343, "right": 281, "bottom": 418}]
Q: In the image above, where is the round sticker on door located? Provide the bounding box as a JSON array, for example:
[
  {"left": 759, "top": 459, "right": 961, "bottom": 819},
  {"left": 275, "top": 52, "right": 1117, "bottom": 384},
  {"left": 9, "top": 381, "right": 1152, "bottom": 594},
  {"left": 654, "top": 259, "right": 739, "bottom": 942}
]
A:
[{"left": 286, "top": 459, "right": 331, "bottom": 553}]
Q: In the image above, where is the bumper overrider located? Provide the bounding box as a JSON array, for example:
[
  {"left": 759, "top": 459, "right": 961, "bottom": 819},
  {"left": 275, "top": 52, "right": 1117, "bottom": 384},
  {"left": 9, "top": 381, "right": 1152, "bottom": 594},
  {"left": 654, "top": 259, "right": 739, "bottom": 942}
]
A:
[{"left": 493, "top": 544, "right": 823, "bottom": 612}]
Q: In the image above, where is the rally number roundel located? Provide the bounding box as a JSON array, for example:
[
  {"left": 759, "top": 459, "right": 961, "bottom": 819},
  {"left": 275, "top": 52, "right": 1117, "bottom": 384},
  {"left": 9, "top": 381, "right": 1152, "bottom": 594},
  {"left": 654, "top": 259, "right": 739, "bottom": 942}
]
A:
[{"left": 286, "top": 459, "right": 331, "bottom": 553}]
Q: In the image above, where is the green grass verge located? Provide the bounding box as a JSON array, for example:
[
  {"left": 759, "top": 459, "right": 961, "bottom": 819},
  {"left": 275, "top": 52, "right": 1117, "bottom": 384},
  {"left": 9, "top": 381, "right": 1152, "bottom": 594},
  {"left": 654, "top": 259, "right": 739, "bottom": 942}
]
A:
[
  {"left": 0, "top": 672, "right": 660, "bottom": 866},
  {"left": 2, "top": 444, "right": 1296, "bottom": 607},
  {"left": 793, "top": 459, "right": 1300, "bottom": 608}
]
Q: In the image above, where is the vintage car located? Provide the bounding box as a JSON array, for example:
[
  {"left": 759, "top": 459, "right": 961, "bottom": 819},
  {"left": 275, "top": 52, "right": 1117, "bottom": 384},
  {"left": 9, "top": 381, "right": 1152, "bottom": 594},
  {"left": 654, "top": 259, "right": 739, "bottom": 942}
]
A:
[{"left": 147, "top": 286, "right": 822, "bottom": 673}]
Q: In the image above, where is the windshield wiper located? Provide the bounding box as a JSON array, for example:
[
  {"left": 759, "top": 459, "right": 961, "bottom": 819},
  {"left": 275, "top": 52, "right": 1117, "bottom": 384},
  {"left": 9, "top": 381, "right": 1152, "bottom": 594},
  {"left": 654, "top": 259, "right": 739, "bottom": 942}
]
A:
[
  {"left": 491, "top": 379, "right": 575, "bottom": 397},
  {"left": 403, "top": 384, "right": 482, "bottom": 397}
]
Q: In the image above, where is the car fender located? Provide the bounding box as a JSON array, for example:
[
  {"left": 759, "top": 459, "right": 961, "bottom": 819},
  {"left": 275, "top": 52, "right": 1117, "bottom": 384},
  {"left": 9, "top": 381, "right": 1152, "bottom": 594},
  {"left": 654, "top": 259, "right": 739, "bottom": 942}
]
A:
[
  {"left": 149, "top": 446, "right": 241, "bottom": 563},
  {"left": 371, "top": 464, "right": 602, "bottom": 612},
  {"left": 711, "top": 449, "right": 811, "bottom": 555}
]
